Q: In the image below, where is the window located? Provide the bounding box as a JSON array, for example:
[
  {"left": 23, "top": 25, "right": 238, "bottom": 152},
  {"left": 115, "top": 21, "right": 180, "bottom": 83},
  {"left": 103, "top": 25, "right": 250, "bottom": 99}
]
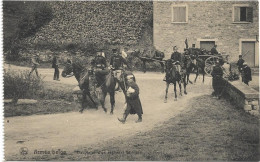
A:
[
  {"left": 172, "top": 4, "right": 188, "bottom": 23},
  {"left": 233, "top": 5, "right": 253, "bottom": 23}
]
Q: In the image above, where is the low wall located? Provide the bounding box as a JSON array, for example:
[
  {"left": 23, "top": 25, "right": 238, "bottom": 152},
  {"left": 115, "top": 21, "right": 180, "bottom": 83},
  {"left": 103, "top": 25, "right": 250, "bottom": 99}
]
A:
[{"left": 224, "top": 79, "right": 259, "bottom": 116}]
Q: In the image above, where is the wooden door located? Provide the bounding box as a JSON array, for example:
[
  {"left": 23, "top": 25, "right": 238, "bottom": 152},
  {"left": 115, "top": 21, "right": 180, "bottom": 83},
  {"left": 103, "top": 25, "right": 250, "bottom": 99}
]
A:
[{"left": 242, "top": 41, "right": 255, "bottom": 67}]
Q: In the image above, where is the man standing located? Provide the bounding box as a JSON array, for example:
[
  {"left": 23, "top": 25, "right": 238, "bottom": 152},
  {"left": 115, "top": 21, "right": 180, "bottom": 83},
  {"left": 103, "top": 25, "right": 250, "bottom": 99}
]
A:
[
  {"left": 29, "top": 53, "right": 40, "bottom": 77},
  {"left": 118, "top": 75, "right": 143, "bottom": 124},
  {"left": 211, "top": 60, "right": 224, "bottom": 98},
  {"left": 242, "top": 62, "right": 252, "bottom": 85},
  {"left": 52, "top": 54, "right": 60, "bottom": 81},
  {"left": 236, "top": 55, "right": 245, "bottom": 74},
  {"left": 211, "top": 45, "right": 219, "bottom": 55}
]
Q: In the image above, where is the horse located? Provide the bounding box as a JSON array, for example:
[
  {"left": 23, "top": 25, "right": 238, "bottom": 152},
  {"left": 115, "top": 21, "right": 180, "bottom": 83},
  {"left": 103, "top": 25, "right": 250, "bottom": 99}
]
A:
[
  {"left": 164, "top": 59, "right": 187, "bottom": 103},
  {"left": 62, "top": 60, "right": 134, "bottom": 114},
  {"left": 183, "top": 49, "right": 206, "bottom": 84},
  {"left": 62, "top": 61, "right": 118, "bottom": 114},
  {"left": 61, "top": 61, "right": 98, "bottom": 113}
]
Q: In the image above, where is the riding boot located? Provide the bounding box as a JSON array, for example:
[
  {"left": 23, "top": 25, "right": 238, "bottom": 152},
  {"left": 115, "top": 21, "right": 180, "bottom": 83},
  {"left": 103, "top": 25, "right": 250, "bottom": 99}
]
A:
[
  {"left": 136, "top": 114, "right": 142, "bottom": 123},
  {"left": 118, "top": 113, "right": 128, "bottom": 124}
]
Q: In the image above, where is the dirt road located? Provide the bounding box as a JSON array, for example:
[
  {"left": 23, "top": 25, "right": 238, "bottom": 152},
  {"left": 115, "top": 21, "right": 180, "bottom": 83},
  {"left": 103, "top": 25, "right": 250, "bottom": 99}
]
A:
[{"left": 4, "top": 64, "right": 213, "bottom": 160}]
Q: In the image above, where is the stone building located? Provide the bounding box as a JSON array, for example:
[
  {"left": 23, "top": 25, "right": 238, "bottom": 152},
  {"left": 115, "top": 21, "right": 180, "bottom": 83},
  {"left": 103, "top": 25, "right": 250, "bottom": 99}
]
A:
[{"left": 153, "top": 1, "right": 259, "bottom": 67}]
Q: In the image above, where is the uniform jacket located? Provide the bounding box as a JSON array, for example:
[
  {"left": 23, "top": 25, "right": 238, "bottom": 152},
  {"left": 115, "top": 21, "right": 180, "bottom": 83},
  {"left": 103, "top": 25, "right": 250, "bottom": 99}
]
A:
[
  {"left": 93, "top": 55, "right": 107, "bottom": 69},
  {"left": 32, "top": 56, "right": 40, "bottom": 66},
  {"left": 211, "top": 47, "right": 218, "bottom": 55},
  {"left": 211, "top": 65, "right": 223, "bottom": 78},
  {"left": 237, "top": 59, "right": 245, "bottom": 71},
  {"left": 52, "top": 56, "right": 58, "bottom": 68},
  {"left": 242, "top": 66, "right": 252, "bottom": 81},
  {"left": 126, "top": 81, "right": 143, "bottom": 115},
  {"left": 171, "top": 52, "right": 182, "bottom": 63},
  {"left": 110, "top": 54, "right": 128, "bottom": 70}
]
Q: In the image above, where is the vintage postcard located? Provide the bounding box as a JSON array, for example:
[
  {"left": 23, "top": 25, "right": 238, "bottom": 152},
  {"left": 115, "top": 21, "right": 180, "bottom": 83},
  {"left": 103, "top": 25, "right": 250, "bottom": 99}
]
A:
[{"left": 2, "top": 0, "right": 259, "bottom": 161}]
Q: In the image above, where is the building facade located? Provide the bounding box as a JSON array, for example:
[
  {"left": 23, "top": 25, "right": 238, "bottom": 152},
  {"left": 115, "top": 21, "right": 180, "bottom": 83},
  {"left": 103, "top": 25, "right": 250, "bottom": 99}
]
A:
[{"left": 153, "top": 1, "right": 259, "bottom": 67}]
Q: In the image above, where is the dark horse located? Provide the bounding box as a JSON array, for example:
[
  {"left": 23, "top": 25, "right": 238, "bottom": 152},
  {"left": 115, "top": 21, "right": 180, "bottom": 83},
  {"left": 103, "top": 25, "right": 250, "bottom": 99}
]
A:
[
  {"left": 183, "top": 49, "right": 206, "bottom": 84},
  {"left": 62, "top": 61, "right": 134, "bottom": 114},
  {"left": 164, "top": 59, "right": 187, "bottom": 103},
  {"left": 62, "top": 61, "right": 118, "bottom": 114},
  {"left": 62, "top": 62, "right": 98, "bottom": 113}
]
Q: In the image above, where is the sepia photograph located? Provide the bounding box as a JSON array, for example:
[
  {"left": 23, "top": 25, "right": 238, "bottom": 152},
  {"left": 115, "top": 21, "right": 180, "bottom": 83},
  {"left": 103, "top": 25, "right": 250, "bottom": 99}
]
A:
[{"left": 2, "top": 0, "right": 260, "bottom": 161}]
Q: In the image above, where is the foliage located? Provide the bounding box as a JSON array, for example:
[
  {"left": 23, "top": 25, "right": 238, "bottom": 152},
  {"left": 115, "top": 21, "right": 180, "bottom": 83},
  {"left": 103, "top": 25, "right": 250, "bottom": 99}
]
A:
[
  {"left": 3, "top": 1, "right": 53, "bottom": 60},
  {"left": 4, "top": 69, "right": 43, "bottom": 103}
]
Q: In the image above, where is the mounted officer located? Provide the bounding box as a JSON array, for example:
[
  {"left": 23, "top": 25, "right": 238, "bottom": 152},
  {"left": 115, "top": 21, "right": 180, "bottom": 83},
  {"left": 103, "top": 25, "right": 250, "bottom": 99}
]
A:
[
  {"left": 91, "top": 51, "right": 108, "bottom": 87},
  {"left": 110, "top": 48, "right": 130, "bottom": 81}
]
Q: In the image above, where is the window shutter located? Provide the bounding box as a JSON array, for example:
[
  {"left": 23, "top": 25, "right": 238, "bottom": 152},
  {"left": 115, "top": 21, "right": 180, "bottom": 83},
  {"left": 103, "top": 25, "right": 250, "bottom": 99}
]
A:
[
  {"left": 246, "top": 7, "right": 253, "bottom": 22},
  {"left": 173, "top": 6, "right": 186, "bottom": 22},
  {"left": 234, "top": 6, "right": 240, "bottom": 22}
]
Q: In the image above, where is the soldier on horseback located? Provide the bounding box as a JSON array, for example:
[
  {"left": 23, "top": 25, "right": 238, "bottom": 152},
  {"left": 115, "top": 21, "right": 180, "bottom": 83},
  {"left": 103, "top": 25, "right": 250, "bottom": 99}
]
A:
[
  {"left": 163, "top": 46, "right": 183, "bottom": 81},
  {"left": 110, "top": 48, "right": 131, "bottom": 90},
  {"left": 91, "top": 51, "right": 108, "bottom": 87}
]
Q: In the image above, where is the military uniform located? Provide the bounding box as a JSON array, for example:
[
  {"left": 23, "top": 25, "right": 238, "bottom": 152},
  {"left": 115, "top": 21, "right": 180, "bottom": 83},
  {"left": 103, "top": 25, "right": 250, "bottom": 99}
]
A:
[
  {"left": 211, "top": 46, "right": 219, "bottom": 55},
  {"left": 91, "top": 55, "right": 108, "bottom": 87},
  {"left": 242, "top": 65, "right": 252, "bottom": 85},
  {"left": 237, "top": 58, "right": 245, "bottom": 73},
  {"left": 52, "top": 55, "right": 60, "bottom": 81},
  {"left": 211, "top": 64, "right": 224, "bottom": 97},
  {"left": 110, "top": 52, "right": 129, "bottom": 81},
  {"left": 29, "top": 54, "right": 40, "bottom": 77},
  {"left": 118, "top": 79, "right": 143, "bottom": 123}
]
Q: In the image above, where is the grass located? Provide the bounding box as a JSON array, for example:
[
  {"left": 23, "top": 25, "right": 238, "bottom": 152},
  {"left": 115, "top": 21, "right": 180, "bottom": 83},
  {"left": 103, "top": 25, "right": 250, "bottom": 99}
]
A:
[{"left": 47, "top": 95, "right": 259, "bottom": 161}]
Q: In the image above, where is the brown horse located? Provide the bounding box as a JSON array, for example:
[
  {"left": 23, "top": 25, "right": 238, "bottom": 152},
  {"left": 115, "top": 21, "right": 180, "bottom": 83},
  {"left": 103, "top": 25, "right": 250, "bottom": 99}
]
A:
[
  {"left": 164, "top": 59, "right": 187, "bottom": 103},
  {"left": 62, "top": 62, "right": 98, "bottom": 113},
  {"left": 62, "top": 61, "right": 118, "bottom": 114},
  {"left": 62, "top": 61, "right": 134, "bottom": 114}
]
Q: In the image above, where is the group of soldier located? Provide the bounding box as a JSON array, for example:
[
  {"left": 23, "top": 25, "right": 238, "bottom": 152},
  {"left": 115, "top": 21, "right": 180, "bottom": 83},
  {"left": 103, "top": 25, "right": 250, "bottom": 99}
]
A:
[{"left": 27, "top": 45, "right": 253, "bottom": 123}]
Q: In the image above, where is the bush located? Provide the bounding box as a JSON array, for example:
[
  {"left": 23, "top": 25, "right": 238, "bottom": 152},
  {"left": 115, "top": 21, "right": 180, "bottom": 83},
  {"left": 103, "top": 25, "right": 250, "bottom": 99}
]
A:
[{"left": 4, "top": 69, "right": 43, "bottom": 103}]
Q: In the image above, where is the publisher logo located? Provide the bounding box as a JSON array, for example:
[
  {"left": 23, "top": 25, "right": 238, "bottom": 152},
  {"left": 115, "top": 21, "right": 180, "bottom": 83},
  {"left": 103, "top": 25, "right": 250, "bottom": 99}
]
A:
[{"left": 20, "top": 147, "right": 28, "bottom": 155}]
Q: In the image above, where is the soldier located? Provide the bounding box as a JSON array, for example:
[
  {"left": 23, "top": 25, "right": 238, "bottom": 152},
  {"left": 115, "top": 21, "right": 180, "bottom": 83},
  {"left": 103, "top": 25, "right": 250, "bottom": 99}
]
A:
[
  {"left": 91, "top": 52, "right": 108, "bottom": 87},
  {"left": 164, "top": 46, "right": 182, "bottom": 81},
  {"left": 241, "top": 62, "right": 252, "bottom": 85},
  {"left": 52, "top": 54, "right": 60, "bottom": 81},
  {"left": 236, "top": 55, "right": 245, "bottom": 74},
  {"left": 110, "top": 48, "right": 130, "bottom": 79},
  {"left": 29, "top": 53, "right": 40, "bottom": 77},
  {"left": 171, "top": 46, "right": 182, "bottom": 65},
  {"left": 211, "top": 45, "right": 219, "bottom": 55},
  {"left": 118, "top": 74, "right": 143, "bottom": 124},
  {"left": 211, "top": 60, "right": 224, "bottom": 98}
]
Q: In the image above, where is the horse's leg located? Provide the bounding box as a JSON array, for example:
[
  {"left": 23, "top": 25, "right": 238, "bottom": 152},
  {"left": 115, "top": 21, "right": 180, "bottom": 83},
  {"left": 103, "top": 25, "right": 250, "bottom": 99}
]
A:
[
  {"left": 86, "top": 90, "right": 97, "bottom": 109},
  {"left": 109, "top": 91, "right": 115, "bottom": 115},
  {"left": 174, "top": 82, "right": 177, "bottom": 101},
  {"left": 79, "top": 91, "right": 87, "bottom": 113},
  {"left": 164, "top": 83, "right": 169, "bottom": 103},
  {"left": 100, "top": 90, "right": 107, "bottom": 113},
  {"left": 187, "top": 71, "right": 193, "bottom": 84},
  {"left": 202, "top": 69, "right": 205, "bottom": 83},
  {"left": 179, "top": 81, "right": 182, "bottom": 96},
  {"left": 183, "top": 75, "right": 188, "bottom": 95},
  {"left": 194, "top": 67, "right": 199, "bottom": 83}
]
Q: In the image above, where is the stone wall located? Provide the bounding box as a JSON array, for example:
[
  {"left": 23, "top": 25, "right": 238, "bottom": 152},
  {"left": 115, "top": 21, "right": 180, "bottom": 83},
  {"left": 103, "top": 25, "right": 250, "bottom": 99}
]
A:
[
  {"left": 224, "top": 79, "right": 259, "bottom": 116},
  {"left": 25, "top": 1, "right": 153, "bottom": 47},
  {"left": 153, "top": 1, "right": 259, "bottom": 62}
]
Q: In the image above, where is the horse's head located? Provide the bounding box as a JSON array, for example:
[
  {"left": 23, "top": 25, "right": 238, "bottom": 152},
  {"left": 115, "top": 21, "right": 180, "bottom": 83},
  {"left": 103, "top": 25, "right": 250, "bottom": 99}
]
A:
[
  {"left": 165, "top": 59, "right": 173, "bottom": 74},
  {"left": 62, "top": 63, "right": 74, "bottom": 78}
]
